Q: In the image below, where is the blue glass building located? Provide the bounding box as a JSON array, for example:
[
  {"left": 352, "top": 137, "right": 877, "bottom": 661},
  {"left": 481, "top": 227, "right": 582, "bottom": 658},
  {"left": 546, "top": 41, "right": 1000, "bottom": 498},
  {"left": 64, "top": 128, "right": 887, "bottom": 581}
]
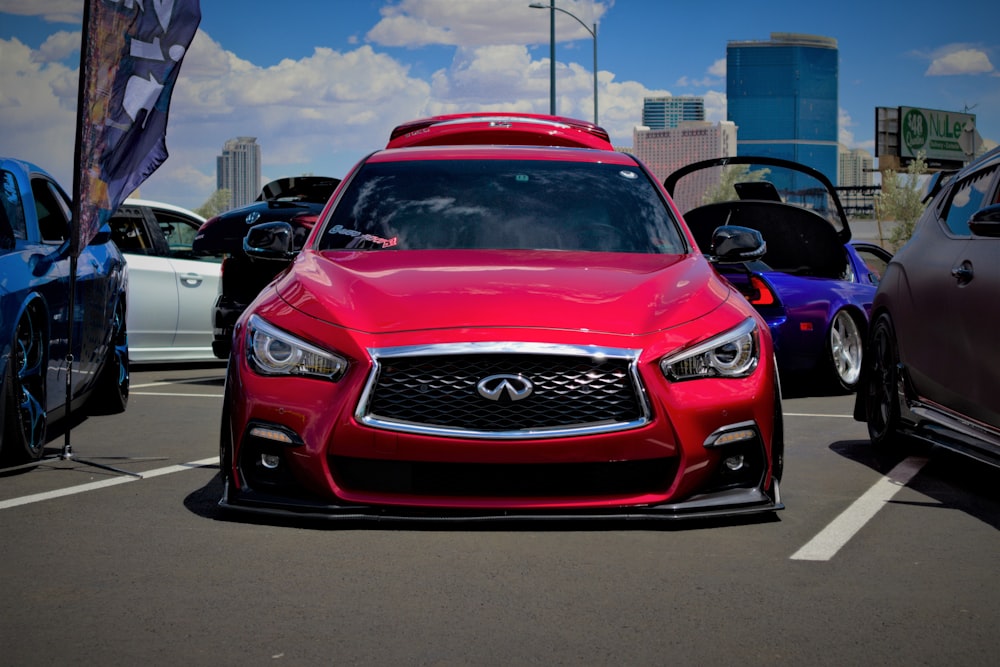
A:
[{"left": 727, "top": 33, "right": 839, "bottom": 184}]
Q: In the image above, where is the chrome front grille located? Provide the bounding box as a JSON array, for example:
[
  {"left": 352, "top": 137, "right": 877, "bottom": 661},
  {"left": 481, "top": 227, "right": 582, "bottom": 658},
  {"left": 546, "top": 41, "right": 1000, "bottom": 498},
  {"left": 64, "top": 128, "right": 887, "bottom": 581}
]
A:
[{"left": 358, "top": 343, "right": 648, "bottom": 439}]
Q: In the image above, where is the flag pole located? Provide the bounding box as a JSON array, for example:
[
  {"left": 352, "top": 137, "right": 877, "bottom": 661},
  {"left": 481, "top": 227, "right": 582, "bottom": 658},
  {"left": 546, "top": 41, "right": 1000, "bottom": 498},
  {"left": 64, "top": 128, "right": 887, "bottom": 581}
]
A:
[{"left": 59, "top": 0, "right": 141, "bottom": 477}]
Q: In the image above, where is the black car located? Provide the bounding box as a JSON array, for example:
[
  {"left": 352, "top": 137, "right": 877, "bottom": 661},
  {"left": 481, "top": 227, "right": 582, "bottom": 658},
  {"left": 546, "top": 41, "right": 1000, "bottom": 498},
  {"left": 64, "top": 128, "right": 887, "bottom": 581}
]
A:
[
  {"left": 855, "top": 146, "right": 1000, "bottom": 467},
  {"left": 192, "top": 176, "right": 340, "bottom": 358}
]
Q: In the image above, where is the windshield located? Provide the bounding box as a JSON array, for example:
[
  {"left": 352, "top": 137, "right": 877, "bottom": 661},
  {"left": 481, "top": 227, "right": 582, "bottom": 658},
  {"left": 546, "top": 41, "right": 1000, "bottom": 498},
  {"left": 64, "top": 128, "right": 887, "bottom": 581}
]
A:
[{"left": 318, "top": 159, "right": 687, "bottom": 254}]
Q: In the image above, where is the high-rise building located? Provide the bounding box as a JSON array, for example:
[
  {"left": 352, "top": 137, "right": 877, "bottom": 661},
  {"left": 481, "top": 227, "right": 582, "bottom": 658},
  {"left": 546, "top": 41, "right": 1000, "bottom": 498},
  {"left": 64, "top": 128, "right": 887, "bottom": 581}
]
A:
[
  {"left": 633, "top": 120, "right": 738, "bottom": 212},
  {"left": 641, "top": 96, "right": 706, "bottom": 130},
  {"left": 217, "top": 136, "right": 262, "bottom": 210},
  {"left": 839, "top": 146, "right": 874, "bottom": 187},
  {"left": 727, "top": 33, "right": 839, "bottom": 184}
]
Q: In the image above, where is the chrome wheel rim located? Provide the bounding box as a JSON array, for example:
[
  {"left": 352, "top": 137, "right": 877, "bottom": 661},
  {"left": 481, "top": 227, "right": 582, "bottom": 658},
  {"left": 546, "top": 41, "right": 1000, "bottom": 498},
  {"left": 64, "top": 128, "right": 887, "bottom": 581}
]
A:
[
  {"left": 830, "top": 311, "right": 862, "bottom": 387},
  {"left": 13, "top": 316, "right": 47, "bottom": 456}
]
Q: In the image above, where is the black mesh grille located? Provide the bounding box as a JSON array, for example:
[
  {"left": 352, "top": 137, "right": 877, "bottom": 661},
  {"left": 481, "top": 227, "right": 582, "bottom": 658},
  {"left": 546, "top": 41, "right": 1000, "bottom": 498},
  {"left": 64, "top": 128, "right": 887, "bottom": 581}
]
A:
[{"left": 366, "top": 353, "right": 644, "bottom": 433}]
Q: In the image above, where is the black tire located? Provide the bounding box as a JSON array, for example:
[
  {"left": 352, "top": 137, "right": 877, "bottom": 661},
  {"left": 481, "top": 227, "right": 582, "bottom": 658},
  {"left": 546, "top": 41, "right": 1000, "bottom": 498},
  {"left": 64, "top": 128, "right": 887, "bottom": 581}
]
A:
[
  {"left": 219, "top": 395, "right": 233, "bottom": 487},
  {"left": 864, "top": 313, "right": 902, "bottom": 448},
  {"left": 771, "top": 380, "right": 784, "bottom": 483},
  {"left": 827, "top": 309, "right": 864, "bottom": 392},
  {"left": 87, "top": 296, "right": 129, "bottom": 415},
  {"left": 2, "top": 309, "right": 48, "bottom": 464}
]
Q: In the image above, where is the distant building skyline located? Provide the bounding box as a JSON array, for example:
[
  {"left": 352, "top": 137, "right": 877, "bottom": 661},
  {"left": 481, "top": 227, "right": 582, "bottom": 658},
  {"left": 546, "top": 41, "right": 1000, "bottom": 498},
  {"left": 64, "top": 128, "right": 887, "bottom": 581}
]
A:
[
  {"left": 726, "top": 32, "right": 839, "bottom": 184},
  {"left": 217, "top": 136, "right": 261, "bottom": 210},
  {"left": 641, "top": 96, "right": 705, "bottom": 130},
  {"left": 839, "top": 145, "right": 874, "bottom": 188},
  {"left": 632, "top": 120, "right": 738, "bottom": 212}
]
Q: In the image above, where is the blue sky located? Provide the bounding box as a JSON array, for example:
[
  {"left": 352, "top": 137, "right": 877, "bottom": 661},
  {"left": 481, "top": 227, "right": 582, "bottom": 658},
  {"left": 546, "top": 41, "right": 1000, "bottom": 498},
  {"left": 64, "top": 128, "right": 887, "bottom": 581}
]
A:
[{"left": 1, "top": 0, "right": 997, "bottom": 211}]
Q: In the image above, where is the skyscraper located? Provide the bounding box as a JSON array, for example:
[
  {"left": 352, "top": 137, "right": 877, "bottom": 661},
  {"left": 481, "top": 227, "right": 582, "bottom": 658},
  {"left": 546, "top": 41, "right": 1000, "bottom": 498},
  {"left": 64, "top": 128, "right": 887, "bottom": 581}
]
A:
[
  {"left": 838, "top": 146, "right": 874, "bottom": 188},
  {"left": 641, "top": 96, "right": 705, "bottom": 130},
  {"left": 727, "top": 33, "right": 839, "bottom": 184},
  {"left": 217, "top": 136, "right": 262, "bottom": 210}
]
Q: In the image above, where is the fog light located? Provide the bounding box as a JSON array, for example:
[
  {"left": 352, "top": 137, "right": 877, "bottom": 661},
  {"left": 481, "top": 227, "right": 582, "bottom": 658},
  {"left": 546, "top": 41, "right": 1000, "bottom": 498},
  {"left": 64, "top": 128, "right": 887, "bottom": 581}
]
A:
[
  {"left": 724, "top": 455, "right": 745, "bottom": 471},
  {"left": 261, "top": 453, "right": 281, "bottom": 469}
]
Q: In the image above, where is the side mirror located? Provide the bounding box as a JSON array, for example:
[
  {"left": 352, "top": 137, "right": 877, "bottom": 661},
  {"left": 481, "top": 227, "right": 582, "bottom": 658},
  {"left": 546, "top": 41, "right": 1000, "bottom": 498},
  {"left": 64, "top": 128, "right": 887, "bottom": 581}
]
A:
[
  {"left": 968, "top": 204, "right": 1000, "bottom": 238},
  {"left": 244, "top": 221, "right": 296, "bottom": 260},
  {"left": 91, "top": 223, "right": 113, "bottom": 245},
  {"left": 709, "top": 225, "right": 766, "bottom": 262}
]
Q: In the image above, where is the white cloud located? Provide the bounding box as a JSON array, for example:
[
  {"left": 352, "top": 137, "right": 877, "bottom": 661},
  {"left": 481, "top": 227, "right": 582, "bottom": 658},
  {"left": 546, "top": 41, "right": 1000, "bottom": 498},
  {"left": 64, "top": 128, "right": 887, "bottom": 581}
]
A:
[
  {"left": 0, "top": 1, "right": 677, "bottom": 211},
  {"left": 0, "top": 0, "right": 80, "bottom": 24},
  {"left": 368, "top": 0, "right": 608, "bottom": 48},
  {"left": 925, "top": 45, "right": 994, "bottom": 76},
  {"left": 838, "top": 107, "right": 873, "bottom": 151},
  {"left": 33, "top": 29, "right": 80, "bottom": 63},
  {"left": 702, "top": 90, "right": 727, "bottom": 123},
  {"left": 675, "top": 59, "right": 726, "bottom": 89},
  {"left": 0, "top": 37, "right": 79, "bottom": 182}
]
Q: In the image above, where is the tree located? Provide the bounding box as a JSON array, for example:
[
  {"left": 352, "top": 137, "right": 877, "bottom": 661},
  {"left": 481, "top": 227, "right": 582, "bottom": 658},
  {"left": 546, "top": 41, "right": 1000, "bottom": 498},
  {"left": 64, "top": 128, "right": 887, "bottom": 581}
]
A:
[
  {"left": 196, "top": 188, "right": 231, "bottom": 219},
  {"left": 874, "top": 153, "right": 927, "bottom": 250}
]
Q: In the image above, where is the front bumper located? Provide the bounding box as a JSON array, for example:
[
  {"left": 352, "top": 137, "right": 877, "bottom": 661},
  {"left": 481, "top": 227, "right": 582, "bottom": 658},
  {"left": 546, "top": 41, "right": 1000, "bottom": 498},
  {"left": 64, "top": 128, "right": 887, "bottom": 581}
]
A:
[{"left": 219, "top": 478, "right": 782, "bottom": 523}]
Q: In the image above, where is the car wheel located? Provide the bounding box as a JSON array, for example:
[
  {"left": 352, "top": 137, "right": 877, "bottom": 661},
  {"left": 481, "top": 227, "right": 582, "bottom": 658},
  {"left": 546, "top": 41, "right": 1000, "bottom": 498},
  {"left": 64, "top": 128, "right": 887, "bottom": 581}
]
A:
[
  {"left": 864, "top": 314, "right": 902, "bottom": 448},
  {"left": 87, "top": 296, "right": 129, "bottom": 415},
  {"left": 218, "top": 386, "right": 238, "bottom": 506},
  {"left": 771, "top": 379, "right": 784, "bottom": 483},
  {"left": 2, "top": 309, "right": 48, "bottom": 463},
  {"left": 827, "top": 309, "right": 863, "bottom": 392},
  {"left": 219, "top": 397, "right": 233, "bottom": 485}
]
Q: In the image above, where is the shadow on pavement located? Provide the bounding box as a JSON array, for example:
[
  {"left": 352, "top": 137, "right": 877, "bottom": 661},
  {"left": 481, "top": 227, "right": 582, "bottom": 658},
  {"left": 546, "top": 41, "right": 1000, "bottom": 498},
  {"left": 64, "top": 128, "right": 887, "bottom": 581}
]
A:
[{"left": 829, "top": 437, "right": 1000, "bottom": 531}]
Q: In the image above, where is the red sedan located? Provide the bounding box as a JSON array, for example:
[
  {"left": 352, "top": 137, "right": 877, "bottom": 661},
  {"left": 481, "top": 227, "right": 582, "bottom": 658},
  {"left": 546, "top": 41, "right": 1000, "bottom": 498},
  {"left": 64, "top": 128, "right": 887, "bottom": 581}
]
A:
[{"left": 219, "top": 142, "right": 783, "bottom": 521}]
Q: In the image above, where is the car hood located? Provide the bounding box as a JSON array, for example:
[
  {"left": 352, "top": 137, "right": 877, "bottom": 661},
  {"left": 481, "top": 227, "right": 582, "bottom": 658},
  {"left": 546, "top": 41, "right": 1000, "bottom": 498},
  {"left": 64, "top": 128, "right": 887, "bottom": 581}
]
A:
[{"left": 273, "top": 249, "right": 730, "bottom": 336}]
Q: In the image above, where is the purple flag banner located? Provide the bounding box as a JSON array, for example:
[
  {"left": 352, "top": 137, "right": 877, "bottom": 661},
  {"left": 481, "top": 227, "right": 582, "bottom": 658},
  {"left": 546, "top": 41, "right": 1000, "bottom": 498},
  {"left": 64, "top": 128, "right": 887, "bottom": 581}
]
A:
[{"left": 71, "top": 0, "right": 201, "bottom": 257}]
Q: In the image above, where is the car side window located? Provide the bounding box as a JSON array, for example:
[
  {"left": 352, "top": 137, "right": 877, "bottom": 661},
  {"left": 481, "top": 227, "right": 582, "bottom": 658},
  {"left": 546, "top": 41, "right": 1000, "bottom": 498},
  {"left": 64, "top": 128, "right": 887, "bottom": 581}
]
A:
[
  {"left": 1, "top": 169, "right": 28, "bottom": 243},
  {"left": 854, "top": 246, "right": 890, "bottom": 283},
  {"left": 109, "top": 208, "right": 156, "bottom": 254},
  {"left": 30, "top": 178, "right": 70, "bottom": 243},
  {"left": 941, "top": 165, "right": 998, "bottom": 236},
  {"left": 152, "top": 209, "right": 221, "bottom": 261}
]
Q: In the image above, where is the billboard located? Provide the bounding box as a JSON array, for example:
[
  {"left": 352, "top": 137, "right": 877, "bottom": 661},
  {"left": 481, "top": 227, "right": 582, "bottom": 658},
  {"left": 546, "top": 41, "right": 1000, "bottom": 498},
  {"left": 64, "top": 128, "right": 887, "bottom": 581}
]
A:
[{"left": 875, "top": 106, "right": 979, "bottom": 171}]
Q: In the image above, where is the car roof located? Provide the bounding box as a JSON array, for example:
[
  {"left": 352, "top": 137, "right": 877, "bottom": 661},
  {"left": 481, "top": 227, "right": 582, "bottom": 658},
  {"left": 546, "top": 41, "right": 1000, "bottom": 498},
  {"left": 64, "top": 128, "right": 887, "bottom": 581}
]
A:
[
  {"left": 386, "top": 113, "right": 614, "bottom": 151},
  {"left": 365, "top": 144, "right": 636, "bottom": 166},
  {"left": 122, "top": 197, "right": 207, "bottom": 223},
  {"left": 0, "top": 157, "right": 53, "bottom": 179}
]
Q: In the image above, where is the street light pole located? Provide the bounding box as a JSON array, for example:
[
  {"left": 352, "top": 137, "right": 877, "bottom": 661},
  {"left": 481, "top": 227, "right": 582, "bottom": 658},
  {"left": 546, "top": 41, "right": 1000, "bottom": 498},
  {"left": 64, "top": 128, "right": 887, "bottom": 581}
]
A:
[
  {"left": 548, "top": 0, "right": 556, "bottom": 115},
  {"left": 529, "top": 2, "right": 598, "bottom": 125}
]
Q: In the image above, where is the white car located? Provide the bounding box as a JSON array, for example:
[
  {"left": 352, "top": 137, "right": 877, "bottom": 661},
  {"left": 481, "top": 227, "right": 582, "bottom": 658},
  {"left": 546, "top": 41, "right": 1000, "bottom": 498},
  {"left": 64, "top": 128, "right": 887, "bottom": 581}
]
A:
[{"left": 109, "top": 198, "right": 223, "bottom": 363}]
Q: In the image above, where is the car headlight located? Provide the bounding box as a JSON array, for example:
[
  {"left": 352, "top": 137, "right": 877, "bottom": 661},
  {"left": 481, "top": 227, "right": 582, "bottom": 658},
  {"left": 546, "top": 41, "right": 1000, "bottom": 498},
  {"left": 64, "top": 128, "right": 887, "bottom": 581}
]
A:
[
  {"left": 246, "top": 314, "right": 347, "bottom": 380},
  {"left": 660, "top": 318, "right": 759, "bottom": 381}
]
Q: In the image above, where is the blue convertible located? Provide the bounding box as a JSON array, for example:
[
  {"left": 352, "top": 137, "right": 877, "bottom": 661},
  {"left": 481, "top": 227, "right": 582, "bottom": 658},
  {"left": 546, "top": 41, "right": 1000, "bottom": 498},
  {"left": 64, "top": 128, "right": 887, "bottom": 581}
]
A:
[
  {"left": 665, "top": 156, "right": 892, "bottom": 392},
  {"left": 1, "top": 157, "right": 129, "bottom": 464}
]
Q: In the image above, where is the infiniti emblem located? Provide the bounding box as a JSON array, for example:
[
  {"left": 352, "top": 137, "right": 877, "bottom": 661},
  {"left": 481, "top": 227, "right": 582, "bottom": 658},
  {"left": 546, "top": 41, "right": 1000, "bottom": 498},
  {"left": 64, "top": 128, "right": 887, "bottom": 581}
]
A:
[{"left": 476, "top": 374, "right": 533, "bottom": 402}]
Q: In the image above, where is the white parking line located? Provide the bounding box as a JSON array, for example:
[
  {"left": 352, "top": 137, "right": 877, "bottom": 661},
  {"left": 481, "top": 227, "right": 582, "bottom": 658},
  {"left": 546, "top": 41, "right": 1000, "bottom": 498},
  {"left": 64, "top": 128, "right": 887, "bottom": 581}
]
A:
[
  {"left": 790, "top": 456, "right": 928, "bottom": 561},
  {"left": 785, "top": 412, "right": 854, "bottom": 418},
  {"left": 131, "top": 391, "right": 224, "bottom": 398},
  {"left": 0, "top": 457, "right": 218, "bottom": 511}
]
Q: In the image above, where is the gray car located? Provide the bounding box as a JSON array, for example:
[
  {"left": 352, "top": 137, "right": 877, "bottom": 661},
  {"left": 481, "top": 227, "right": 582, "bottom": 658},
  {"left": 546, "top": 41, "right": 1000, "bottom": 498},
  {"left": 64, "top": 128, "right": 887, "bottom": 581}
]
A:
[{"left": 855, "top": 146, "right": 1000, "bottom": 467}]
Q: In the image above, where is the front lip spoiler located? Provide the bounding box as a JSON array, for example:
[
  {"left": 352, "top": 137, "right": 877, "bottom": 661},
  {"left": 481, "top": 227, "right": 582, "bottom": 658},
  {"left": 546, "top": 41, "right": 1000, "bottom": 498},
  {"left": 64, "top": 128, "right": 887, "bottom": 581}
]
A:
[{"left": 219, "top": 481, "right": 783, "bottom": 524}]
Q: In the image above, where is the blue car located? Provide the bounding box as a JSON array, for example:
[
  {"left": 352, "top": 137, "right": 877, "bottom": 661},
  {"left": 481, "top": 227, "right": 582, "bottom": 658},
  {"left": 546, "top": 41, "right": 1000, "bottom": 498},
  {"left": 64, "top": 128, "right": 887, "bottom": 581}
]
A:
[
  {"left": 665, "top": 156, "right": 892, "bottom": 392},
  {"left": 1, "top": 157, "right": 129, "bottom": 464}
]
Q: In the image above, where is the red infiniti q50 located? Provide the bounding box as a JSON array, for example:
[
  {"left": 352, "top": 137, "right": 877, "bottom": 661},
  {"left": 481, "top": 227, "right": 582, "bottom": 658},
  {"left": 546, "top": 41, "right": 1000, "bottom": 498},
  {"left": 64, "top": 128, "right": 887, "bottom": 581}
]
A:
[{"left": 219, "top": 142, "right": 784, "bottom": 521}]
